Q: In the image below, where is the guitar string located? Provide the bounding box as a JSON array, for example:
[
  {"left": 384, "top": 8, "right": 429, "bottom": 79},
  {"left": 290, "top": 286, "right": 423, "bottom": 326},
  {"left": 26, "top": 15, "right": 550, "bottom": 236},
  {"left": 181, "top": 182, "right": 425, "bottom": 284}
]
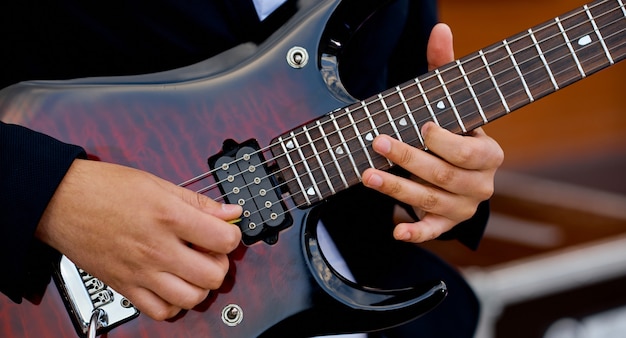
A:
[
  {"left": 191, "top": 7, "right": 624, "bottom": 203},
  {"left": 179, "top": 0, "right": 618, "bottom": 190},
  {"left": 210, "top": 27, "right": 626, "bottom": 234},
  {"left": 193, "top": 7, "right": 619, "bottom": 222},
  {"left": 179, "top": 3, "right": 624, "bottom": 231}
]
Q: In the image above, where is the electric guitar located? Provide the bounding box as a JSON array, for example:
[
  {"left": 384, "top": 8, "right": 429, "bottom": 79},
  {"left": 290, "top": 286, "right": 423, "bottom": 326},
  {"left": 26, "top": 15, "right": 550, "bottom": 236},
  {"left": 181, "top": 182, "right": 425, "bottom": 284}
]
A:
[{"left": 0, "top": 0, "right": 623, "bottom": 337}]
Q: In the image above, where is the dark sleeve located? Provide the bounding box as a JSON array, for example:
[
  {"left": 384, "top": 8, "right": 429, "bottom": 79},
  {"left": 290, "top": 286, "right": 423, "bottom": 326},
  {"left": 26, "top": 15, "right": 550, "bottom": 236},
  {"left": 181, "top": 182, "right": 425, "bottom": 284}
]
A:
[
  {"left": 401, "top": 199, "right": 490, "bottom": 250},
  {"left": 0, "top": 121, "right": 86, "bottom": 303}
]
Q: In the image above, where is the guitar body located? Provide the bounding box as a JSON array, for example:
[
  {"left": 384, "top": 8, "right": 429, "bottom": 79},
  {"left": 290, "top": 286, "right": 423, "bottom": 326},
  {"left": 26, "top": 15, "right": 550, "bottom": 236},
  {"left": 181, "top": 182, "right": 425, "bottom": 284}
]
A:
[{"left": 0, "top": 0, "right": 446, "bottom": 337}]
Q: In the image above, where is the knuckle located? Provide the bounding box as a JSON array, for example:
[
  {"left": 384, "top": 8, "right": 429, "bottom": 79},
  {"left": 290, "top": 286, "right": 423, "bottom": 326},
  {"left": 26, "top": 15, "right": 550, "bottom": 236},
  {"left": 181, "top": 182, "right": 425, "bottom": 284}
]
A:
[
  {"left": 459, "top": 204, "right": 479, "bottom": 222},
  {"left": 418, "top": 189, "right": 439, "bottom": 211},
  {"left": 398, "top": 147, "right": 415, "bottom": 166},
  {"left": 478, "top": 183, "right": 495, "bottom": 200},
  {"left": 431, "top": 166, "right": 456, "bottom": 186},
  {"left": 386, "top": 180, "right": 403, "bottom": 196},
  {"left": 223, "top": 229, "right": 242, "bottom": 251},
  {"left": 152, "top": 306, "right": 180, "bottom": 321},
  {"left": 179, "top": 289, "right": 209, "bottom": 310},
  {"left": 203, "top": 255, "right": 230, "bottom": 290}
]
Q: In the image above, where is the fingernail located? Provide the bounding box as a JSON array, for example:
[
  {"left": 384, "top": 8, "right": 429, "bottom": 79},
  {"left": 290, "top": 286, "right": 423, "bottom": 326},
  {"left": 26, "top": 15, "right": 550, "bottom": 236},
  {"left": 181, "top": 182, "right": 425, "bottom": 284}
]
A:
[
  {"left": 222, "top": 204, "right": 242, "bottom": 214},
  {"left": 374, "top": 136, "right": 391, "bottom": 154},
  {"left": 421, "top": 121, "right": 433, "bottom": 136},
  {"left": 366, "top": 173, "right": 383, "bottom": 188},
  {"left": 394, "top": 229, "right": 411, "bottom": 241}
]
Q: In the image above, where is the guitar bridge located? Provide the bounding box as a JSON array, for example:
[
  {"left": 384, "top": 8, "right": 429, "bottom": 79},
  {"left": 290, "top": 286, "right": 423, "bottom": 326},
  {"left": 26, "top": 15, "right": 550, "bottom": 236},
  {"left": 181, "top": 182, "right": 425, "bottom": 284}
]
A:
[{"left": 54, "top": 255, "right": 139, "bottom": 338}]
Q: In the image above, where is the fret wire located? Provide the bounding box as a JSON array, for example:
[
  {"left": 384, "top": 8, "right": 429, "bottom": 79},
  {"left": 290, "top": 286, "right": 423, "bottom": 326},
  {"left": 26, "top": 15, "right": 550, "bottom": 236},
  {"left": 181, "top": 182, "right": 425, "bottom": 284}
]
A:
[
  {"left": 435, "top": 69, "right": 467, "bottom": 132},
  {"left": 503, "top": 39, "right": 535, "bottom": 102},
  {"left": 303, "top": 125, "right": 335, "bottom": 195},
  {"left": 414, "top": 77, "right": 440, "bottom": 125},
  {"left": 619, "top": 0, "right": 626, "bottom": 17},
  {"left": 396, "top": 85, "right": 425, "bottom": 147},
  {"left": 361, "top": 101, "right": 382, "bottom": 139},
  {"left": 363, "top": 100, "right": 394, "bottom": 167},
  {"left": 528, "top": 28, "right": 560, "bottom": 90},
  {"left": 479, "top": 49, "right": 511, "bottom": 113},
  {"left": 378, "top": 93, "right": 403, "bottom": 141},
  {"left": 290, "top": 131, "right": 322, "bottom": 201},
  {"left": 456, "top": 60, "right": 488, "bottom": 123},
  {"left": 316, "top": 120, "right": 349, "bottom": 189},
  {"left": 555, "top": 16, "right": 587, "bottom": 78},
  {"left": 585, "top": 4, "right": 615, "bottom": 64},
  {"left": 330, "top": 113, "right": 362, "bottom": 181},
  {"left": 278, "top": 136, "right": 310, "bottom": 205},
  {"left": 347, "top": 109, "right": 376, "bottom": 169}
]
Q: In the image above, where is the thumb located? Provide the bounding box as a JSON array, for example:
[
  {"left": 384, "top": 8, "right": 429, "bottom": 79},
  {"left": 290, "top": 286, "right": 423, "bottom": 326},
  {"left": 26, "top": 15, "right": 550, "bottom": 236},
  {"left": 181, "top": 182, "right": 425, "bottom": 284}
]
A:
[
  {"left": 427, "top": 23, "right": 455, "bottom": 71},
  {"left": 174, "top": 183, "right": 243, "bottom": 221}
]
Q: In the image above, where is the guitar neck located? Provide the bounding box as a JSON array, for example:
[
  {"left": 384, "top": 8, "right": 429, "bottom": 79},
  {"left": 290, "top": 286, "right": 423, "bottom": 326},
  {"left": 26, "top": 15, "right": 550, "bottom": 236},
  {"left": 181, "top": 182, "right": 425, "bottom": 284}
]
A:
[{"left": 272, "top": 0, "right": 625, "bottom": 207}]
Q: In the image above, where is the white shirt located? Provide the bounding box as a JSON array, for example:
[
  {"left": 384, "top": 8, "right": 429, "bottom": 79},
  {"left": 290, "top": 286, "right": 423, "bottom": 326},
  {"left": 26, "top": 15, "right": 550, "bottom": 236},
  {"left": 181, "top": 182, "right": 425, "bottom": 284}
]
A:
[{"left": 252, "top": 0, "right": 287, "bottom": 20}]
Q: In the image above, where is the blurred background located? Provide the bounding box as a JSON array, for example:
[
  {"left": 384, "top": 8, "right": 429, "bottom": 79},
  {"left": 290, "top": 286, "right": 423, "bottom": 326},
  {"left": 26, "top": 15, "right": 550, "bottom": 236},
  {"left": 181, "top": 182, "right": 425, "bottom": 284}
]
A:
[{"left": 421, "top": 0, "right": 626, "bottom": 337}]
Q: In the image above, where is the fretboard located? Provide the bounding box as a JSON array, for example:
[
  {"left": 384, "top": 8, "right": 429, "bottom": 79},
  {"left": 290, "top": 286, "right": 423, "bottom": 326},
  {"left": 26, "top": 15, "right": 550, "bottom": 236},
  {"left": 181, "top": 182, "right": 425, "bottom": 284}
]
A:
[{"left": 271, "top": 0, "right": 625, "bottom": 207}]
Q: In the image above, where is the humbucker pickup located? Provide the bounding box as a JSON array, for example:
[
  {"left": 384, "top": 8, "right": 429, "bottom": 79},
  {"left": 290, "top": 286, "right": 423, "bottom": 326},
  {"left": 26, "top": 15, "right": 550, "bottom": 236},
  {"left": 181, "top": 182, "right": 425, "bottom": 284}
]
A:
[{"left": 209, "top": 139, "right": 292, "bottom": 245}]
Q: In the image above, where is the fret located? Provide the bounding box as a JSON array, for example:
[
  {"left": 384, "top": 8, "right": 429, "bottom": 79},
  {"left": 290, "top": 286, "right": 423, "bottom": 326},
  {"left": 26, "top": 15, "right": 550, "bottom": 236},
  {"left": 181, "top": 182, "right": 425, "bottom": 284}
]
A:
[
  {"left": 289, "top": 131, "right": 322, "bottom": 202},
  {"left": 620, "top": 0, "right": 626, "bottom": 18},
  {"left": 590, "top": 0, "right": 626, "bottom": 63},
  {"left": 292, "top": 127, "right": 332, "bottom": 200},
  {"left": 360, "top": 96, "right": 393, "bottom": 143},
  {"left": 585, "top": 4, "right": 614, "bottom": 64},
  {"left": 417, "top": 72, "right": 465, "bottom": 133},
  {"left": 532, "top": 18, "right": 585, "bottom": 87},
  {"left": 317, "top": 113, "right": 361, "bottom": 187},
  {"left": 528, "top": 28, "right": 559, "bottom": 90},
  {"left": 414, "top": 78, "right": 439, "bottom": 126},
  {"left": 555, "top": 17, "right": 587, "bottom": 78},
  {"left": 361, "top": 101, "right": 381, "bottom": 141},
  {"left": 316, "top": 120, "right": 349, "bottom": 190},
  {"left": 456, "top": 60, "right": 488, "bottom": 124},
  {"left": 278, "top": 136, "right": 311, "bottom": 206},
  {"left": 436, "top": 62, "right": 485, "bottom": 130},
  {"left": 346, "top": 109, "right": 376, "bottom": 170},
  {"left": 479, "top": 49, "right": 511, "bottom": 113},
  {"left": 292, "top": 126, "right": 332, "bottom": 202},
  {"left": 482, "top": 41, "right": 531, "bottom": 111},
  {"left": 395, "top": 85, "right": 425, "bottom": 147},
  {"left": 435, "top": 69, "right": 466, "bottom": 133},
  {"left": 460, "top": 51, "right": 508, "bottom": 122},
  {"left": 330, "top": 112, "right": 362, "bottom": 181},
  {"left": 503, "top": 39, "right": 534, "bottom": 102},
  {"left": 378, "top": 94, "right": 403, "bottom": 141},
  {"left": 303, "top": 126, "right": 335, "bottom": 196},
  {"left": 351, "top": 100, "right": 393, "bottom": 169},
  {"left": 506, "top": 30, "right": 556, "bottom": 101}
]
